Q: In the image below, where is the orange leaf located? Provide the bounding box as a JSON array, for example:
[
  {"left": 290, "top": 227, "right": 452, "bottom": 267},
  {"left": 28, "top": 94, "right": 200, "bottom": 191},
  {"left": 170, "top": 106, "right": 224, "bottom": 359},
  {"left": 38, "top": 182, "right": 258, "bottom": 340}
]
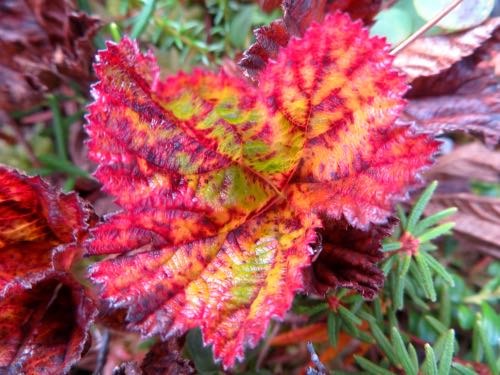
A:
[
  {"left": 86, "top": 12, "right": 437, "bottom": 368},
  {"left": 270, "top": 323, "right": 328, "bottom": 346}
]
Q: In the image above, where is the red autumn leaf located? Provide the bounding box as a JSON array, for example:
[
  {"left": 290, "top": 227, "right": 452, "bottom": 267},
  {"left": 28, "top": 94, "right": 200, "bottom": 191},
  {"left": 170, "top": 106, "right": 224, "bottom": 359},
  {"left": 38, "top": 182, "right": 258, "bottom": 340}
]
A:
[
  {"left": 239, "top": 0, "right": 382, "bottom": 79},
  {"left": 270, "top": 323, "right": 328, "bottom": 346},
  {"left": 0, "top": 273, "right": 95, "bottom": 375},
  {"left": 257, "top": 15, "right": 437, "bottom": 228},
  {"left": 0, "top": 166, "right": 96, "bottom": 374},
  {"left": 0, "top": 166, "right": 92, "bottom": 291},
  {"left": 86, "top": 12, "right": 437, "bottom": 368}
]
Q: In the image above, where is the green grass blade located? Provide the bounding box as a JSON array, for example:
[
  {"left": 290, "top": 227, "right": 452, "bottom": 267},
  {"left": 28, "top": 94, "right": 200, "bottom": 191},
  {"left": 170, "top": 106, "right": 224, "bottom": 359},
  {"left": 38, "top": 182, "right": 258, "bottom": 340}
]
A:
[
  {"left": 131, "top": 0, "right": 158, "bottom": 38},
  {"left": 38, "top": 154, "right": 91, "bottom": 178},
  {"left": 338, "top": 305, "right": 362, "bottom": 326},
  {"left": 472, "top": 315, "right": 482, "bottom": 362},
  {"left": 405, "top": 277, "right": 431, "bottom": 310},
  {"left": 397, "top": 204, "right": 408, "bottom": 229},
  {"left": 408, "top": 344, "right": 419, "bottom": 375},
  {"left": 439, "top": 285, "right": 451, "bottom": 328},
  {"left": 425, "top": 315, "right": 448, "bottom": 335},
  {"left": 47, "top": 94, "right": 67, "bottom": 160},
  {"left": 383, "top": 242, "right": 402, "bottom": 252},
  {"left": 382, "top": 254, "right": 397, "bottom": 276},
  {"left": 109, "top": 22, "right": 122, "bottom": 42}
]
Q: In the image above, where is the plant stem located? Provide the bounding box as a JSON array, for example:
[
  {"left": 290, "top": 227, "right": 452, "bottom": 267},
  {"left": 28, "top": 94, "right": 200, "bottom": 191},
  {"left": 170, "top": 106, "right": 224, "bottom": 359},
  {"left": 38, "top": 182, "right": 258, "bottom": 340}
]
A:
[{"left": 391, "top": 0, "right": 463, "bottom": 55}]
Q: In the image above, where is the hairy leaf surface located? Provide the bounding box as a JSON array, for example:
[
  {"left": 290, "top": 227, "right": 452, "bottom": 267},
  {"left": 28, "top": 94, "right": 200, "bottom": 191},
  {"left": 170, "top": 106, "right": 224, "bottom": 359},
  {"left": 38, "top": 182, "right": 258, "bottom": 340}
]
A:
[
  {"left": 307, "top": 219, "right": 395, "bottom": 299},
  {"left": 0, "top": 274, "right": 95, "bottom": 375},
  {"left": 265, "top": 14, "right": 438, "bottom": 227},
  {"left": 0, "top": 166, "right": 96, "bottom": 374},
  {"left": 86, "top": 12, "right": 437, "bottom": 368},
  {"left": 0, "top": 166, "right": 92, "bottom": 293}
]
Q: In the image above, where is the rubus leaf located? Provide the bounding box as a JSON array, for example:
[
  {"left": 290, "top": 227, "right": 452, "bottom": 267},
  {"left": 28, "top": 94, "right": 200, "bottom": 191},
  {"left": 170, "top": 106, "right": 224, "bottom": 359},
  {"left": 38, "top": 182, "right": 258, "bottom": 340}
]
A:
[
  {"left": 0, "top": 166, "right": 96, "bottom": 374},
  {"left": 239, "top": 0, "right": 382, "bottom": 79},
  {"left": 259, "top": 13, "right": 437, "bottom": 228},
  {"left": 86, "top": 38, "right": 309, "bottom": 254},
  {"left": 90, "top": 205, "right": 319, "bottom": 368},
  {"left": 0, "top": 273, "right": 95, "bottom": 375},
  {"left": 307, "top": 219, "right": 394, "bottom": 299},
  {"left": 0, "top": 166, "right": 93, "bottom": 293},
  {"left": 86, "top": 12, "right": 437, "bottom": 368}
]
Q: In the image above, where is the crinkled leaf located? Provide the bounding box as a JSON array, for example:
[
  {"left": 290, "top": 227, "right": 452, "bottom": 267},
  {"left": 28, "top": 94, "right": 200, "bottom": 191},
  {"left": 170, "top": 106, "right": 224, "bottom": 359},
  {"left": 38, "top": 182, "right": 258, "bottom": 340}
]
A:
[
  {"left": 239, "top": 0, "right": 382, "bottom": 79},
  {"left": 394, "top": 18, "right": 500, "bottom": 82},
  {"left": 0, "top": 166, "right": 92, "bottom": 294},
  {"left": 0, "top": 166, "right": 96, "bottom": 374},
  {"left": 268, "top": 15, "right": 436, "bottom": 228},
  {"left": 90, "top": 205, "right": 318, "bottom": 368},
  {"left": 87, "top": 39, "right": 305, "bottom": 254},
  {"left": 307, "top": 219, "right": 394, "bottom": 299},
  {"left": 86, "top": 13, "right": 437, "bottom": 368},
  {"left": 0, "top": 0, "right": 100, "bottom": 112},
  {"left": 0, "top": 273, "right": 95, "bottom": 375}
]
